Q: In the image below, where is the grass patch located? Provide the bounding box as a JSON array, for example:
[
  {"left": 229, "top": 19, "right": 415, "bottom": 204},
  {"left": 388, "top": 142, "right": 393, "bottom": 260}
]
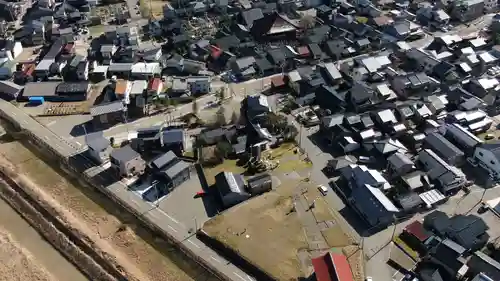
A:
[
  {"left": 203, "top": 160, "right": 246, "bottom": 187},
  {"left": 393, "top": 236, "right": 419, "bottom": 261},
  {"left": 203, "top": 181, "right": 308, "bottom": 280}
]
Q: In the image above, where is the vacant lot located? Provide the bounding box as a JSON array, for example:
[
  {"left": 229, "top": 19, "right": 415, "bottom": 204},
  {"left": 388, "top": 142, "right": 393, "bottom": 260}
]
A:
[
  {"left": 0, "top": 227, "right": 56, "bottom": 281},
  {"left": 203, "top": 178, "right": 363, "bottom": 281},
  {"left": 203, "top": 181, "right": 308, "bottom": 280},
  {"left": 0, "top": 140, "right": 215, "bottom": 281}
]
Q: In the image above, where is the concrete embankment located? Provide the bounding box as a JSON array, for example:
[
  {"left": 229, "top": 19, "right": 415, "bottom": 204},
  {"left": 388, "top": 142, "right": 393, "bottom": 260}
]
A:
[{"left": 0, "top": 162, "right": 121, "bottom": 281}]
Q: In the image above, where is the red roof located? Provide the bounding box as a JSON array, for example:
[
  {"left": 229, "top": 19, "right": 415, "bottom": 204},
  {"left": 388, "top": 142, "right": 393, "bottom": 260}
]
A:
[
  {"left": 210, "top": 45, "right": 223, "bottom": 59},
  {"left": 312, "top": 252, "right": 354, "bottom": 281},
  {"left": 148, "top": 78, "right": 162, "bottom": 91},
  {"left": 404, "top": 221, "right": 430, "bottom": 242},
  {"left": 297, "top": 46, "right": 310, "bottom": 57},
  {"left": 271, "top": 75, "right": 285, "bottom": 87},
  {"left": 23, "top": 64, "right": 35, "bottom": 76}
]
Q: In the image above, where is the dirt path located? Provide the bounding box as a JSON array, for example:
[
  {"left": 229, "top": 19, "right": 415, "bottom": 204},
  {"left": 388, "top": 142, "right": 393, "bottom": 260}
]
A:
[
  {"left": 0, "top": 196, "right": 88, "bottom": 281},
  {"left": 0, "top": 226, "right": 57, "bottom": 281},
  {"left": 0, "top": 140, "right": 214, "bottom": 281}
]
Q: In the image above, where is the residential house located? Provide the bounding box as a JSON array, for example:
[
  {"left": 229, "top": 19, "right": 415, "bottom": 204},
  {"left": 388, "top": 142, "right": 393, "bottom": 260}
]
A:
[
  {"left": 131, "top": 63, "right": 161, "bottom": 80},
  {"left": 147, "top": 77, "right": 163, "bottom": 96},
  {"left": 349, "top": 165, "right": 399, "bottom": 227},
  {"left": 406, "top": 48, "right": 440, "bottom": 74},
  {"left": 312, "top": 252, "right": 354, "bottom": 281},
  {"left": 150, "top": 151, "right": 191, "bottom": 189},
  {"left": 86, "top": 133, "right": 111, "bottom": 164},
  {"left": 101, "top": 45, "right": 117, "bottom": 62},
  {"left": 231, "top": 56, "right": 257, "bottom": 80},
  {"left": 418, "top": 149, "right": 466, "bottom": 194},
  {"left": 384, "top": 20, "right": 424, "bottom": 41},
  {"left": 387, "top": 152, "right": 414, "bottom": 176},
  {"left": 77, "top": 60, "right": 89, "bottom": 81},
  {"left": 416, "top": 7, "right": 450, "bottom": 29},
  {"left": 246, "top": 173, "right": 272, "bottom": 196},
  {"left": 424, "top": 132, "right": 465, "bottom": 166},
  {"left": 90, "top": 101, "right": 126, "bottom": 128},
  {"left": 135, "top": 127, "right": 184, "bottom": 155},
  {"left": 347, "top": 81, "right": 378, "bottom": 112},
  {"left": 128, "top": 80, "right": 148, "bottom": 116},
  {"left": 426, "top": 237, "right": 468, "bottom": 277},
  {"left": 0, "top": 40, "right": 23, "bottom": 61},
  {"left": 472, "top": 141, "right": 500, "bottom": 182},
  {"left": 0, "top": 80, "right": 23, "bottom": 101},
  {"left": 110, "top": 145, "right": 146, "bottom": 178},
  {"left": 215, "top": 172, "right": 250, "bottom": 208},
  {"left": 442, "top": 123, "right": 483, "bottom": 155},
  {"left": 391, "top": 72, "right": 436, "bottom": 99},
  {"left": 249, "top": 12, "right": 298, "bottom": 40},
  {"left": 451, "top": 0, "right": 484, "bottom": 22},
  {"left": 468, "top": 251, "right": 500, "bottom": 281},
  {"left": 107, "top": 63, "right": 133, "bottom": 78},
  {"left": 34, "top": 59, "right": 54, "bottom": 80}
]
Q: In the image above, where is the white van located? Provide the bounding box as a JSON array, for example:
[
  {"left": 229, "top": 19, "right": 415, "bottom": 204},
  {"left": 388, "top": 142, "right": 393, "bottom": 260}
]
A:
[{"left": 318, "top": 185, "right": 328, "bottom": 196}]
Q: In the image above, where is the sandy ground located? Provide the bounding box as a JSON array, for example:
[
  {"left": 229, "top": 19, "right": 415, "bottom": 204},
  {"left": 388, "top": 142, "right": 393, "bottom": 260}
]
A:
[
  {"left": 0, "top": 226, "right": 57, "bottom": 281},
  {"left": 0, "top": 140, "right": 211, "bottom": 281}
]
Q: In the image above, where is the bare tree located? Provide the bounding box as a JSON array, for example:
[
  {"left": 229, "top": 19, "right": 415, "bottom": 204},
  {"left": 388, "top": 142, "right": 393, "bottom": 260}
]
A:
[
  {"left": 215, "top": 107, "right": 226, "bottom": 126},
  {"left": 299, "top": 15, "right": 316, "bottom": 29},
  {"left": 230, "top": 110, "right": 240, "bottom": 124}
]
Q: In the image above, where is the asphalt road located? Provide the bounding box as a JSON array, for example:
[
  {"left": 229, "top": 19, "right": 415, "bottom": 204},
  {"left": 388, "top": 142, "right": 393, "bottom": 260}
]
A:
[{"left": 0, "top": 100, "right": 256, "bottom": 281}]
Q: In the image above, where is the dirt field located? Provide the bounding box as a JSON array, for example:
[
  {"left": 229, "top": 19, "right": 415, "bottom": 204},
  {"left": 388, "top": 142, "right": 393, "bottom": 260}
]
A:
[
  {"left": 203, "top": 181, "right": 308, "bottom": 280},
  {"left": 203, "top": 178, "right": 363, "bottom": 281},
  {"left": 0, "top": 140, "right": 215, "bottom": 281},
  {"left": 0, "top": 227, "right": 57, "bottom": 281}
]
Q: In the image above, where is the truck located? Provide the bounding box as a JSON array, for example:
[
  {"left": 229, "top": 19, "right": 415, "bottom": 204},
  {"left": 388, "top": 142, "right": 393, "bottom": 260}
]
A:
[{"left": 28, "top": 96, "right": 44, "bottom": 106}]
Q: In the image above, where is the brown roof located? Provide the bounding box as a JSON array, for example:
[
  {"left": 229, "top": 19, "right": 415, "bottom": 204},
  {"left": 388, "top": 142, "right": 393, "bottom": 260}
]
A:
[
  {"left": 372, "top": 16, "right": 393, "bottom": 27},
  {"left": 271, "top": 75, "right": 285, "bottom": 87},
  {"left": 404, "top": 221, "right": 430, "bottom": 242},
  {"left": 115, "top": 80, "right": 129, "bottom": 95}
]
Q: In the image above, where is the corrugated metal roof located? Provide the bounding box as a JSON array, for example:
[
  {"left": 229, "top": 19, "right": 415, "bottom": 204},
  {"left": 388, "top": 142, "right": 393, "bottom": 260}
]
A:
[
  {"left": 312, "top": 252, "right": 354, "bottom": 281},
  {"left": 90, "top": 100, "right": 125, "bottom": 116},
  {"left": 419, "top": 189, "right": 445, "bottom": 206}
]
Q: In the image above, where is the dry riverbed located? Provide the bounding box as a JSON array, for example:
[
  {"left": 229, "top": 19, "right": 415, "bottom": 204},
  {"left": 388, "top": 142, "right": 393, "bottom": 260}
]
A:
[{"left": 0, "top": 139, "right": 214, "bottom": 281}]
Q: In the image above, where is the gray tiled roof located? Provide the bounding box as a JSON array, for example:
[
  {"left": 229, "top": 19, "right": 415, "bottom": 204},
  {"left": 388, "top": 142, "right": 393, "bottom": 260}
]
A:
[
  {"left": 90, "top": 101, "right": 125, "bottom": 116},
  {"left": 110, "top": 145, "right": 139, "bottom": 163}
]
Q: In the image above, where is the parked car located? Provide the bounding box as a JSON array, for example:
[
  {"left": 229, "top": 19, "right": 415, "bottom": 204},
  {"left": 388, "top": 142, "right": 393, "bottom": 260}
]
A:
[{"left": 318, "top": 185, "right": 328, "bottom": 196}]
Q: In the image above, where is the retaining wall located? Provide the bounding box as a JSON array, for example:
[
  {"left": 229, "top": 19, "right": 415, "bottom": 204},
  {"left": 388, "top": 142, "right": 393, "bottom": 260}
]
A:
[{"left": 0, "top": 115, "right": 229, "bottom": 281}]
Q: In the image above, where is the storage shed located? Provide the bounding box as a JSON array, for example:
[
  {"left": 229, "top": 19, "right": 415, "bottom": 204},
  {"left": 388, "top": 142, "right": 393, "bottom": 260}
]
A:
[
  {"left": 215, "top": 172, "right": 250, "bottom": 208},
  {"left": 246, "top": 173, "right": 272, "bottom": 195}
]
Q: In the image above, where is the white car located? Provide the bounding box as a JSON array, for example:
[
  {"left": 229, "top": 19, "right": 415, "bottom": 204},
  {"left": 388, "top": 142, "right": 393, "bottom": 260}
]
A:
[{"left": 318, "top": 185, "right": 328, "bottom": 196}]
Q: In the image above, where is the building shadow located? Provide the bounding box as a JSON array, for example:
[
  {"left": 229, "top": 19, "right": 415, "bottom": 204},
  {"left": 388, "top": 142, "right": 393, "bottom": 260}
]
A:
[{"left": 70, "top": 120, "right": 96, "bottom": 137}]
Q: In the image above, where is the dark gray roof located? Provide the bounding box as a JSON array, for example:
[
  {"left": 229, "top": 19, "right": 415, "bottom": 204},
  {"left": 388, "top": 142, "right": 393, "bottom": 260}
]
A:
[
  {"left": 161, "top": 129, "right": 184, "bottom": 145},
  {"left": 163, "top": 159, "right": 190, "bottom": 179},
  {"left": 388, "top": 152, "right": 413, "bottom": 169},
  {"left": 479, "top": 141, "right": 500, "bottom": 161},
  {"left": 90, "top": 101, "right": 125, "bottom": 116},
  {"left": 216, "top": 171, "right": 246, "bottom": 196},
  {"left": 445, "top": 123, "right": 482, "bottom": 149},
  {"left": 22, "top": 82, "right": 60, "bottom": 98},
  {"left": 0, "top": 80, "right": 23, "bottom": 98},
  {"left": 85, "top": 132, "right": 109, "bottom": 151},
  {"left": 396, "top": 192, "right": 423, "bottom": 210},
  {"left": 242, "top": 8, "right": 264, "bottom": 27},
  {"left": 321, "top": 114, "right": 344, "bottom": 128},
  {"left": 110, "top": 145, "right": 139, "bottom": 163},
  {"left": 151, "top": 151, "right": 177, "bottom": 170},
  {"left": 424, "top": 132, "right": 464, "bottom": 162},
  {"left": 108, "top": 63, "right": 133, "bottom": 72}
]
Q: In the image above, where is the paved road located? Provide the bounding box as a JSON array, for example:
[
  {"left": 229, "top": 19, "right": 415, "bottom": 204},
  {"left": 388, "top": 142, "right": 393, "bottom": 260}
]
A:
[{"left": 0, "top": 100, "right": 256, "bottom": 281}]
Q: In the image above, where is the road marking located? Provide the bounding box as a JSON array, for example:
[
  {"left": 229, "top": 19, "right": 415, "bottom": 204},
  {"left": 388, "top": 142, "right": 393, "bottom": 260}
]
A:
[
  {"left": 156, "top": 208, "right": 180, "bottom": 224},
  {"left": 167, "top": 225, "right": 178, "bottom": 232},
  {"left": 210, "top": 256, "right": 220, "bottom": 262},
  {"left": 233, "top": 272, "right": 246, "bottom": 281},
  {"left": 187, "top": 240, "right": 200, "bottom": 248},
  {"left": 47, "top": 120, "right": 56, "bottom": 126},
  {"left": 75, "top": 141, "right": 82, "bottom": 146}
]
